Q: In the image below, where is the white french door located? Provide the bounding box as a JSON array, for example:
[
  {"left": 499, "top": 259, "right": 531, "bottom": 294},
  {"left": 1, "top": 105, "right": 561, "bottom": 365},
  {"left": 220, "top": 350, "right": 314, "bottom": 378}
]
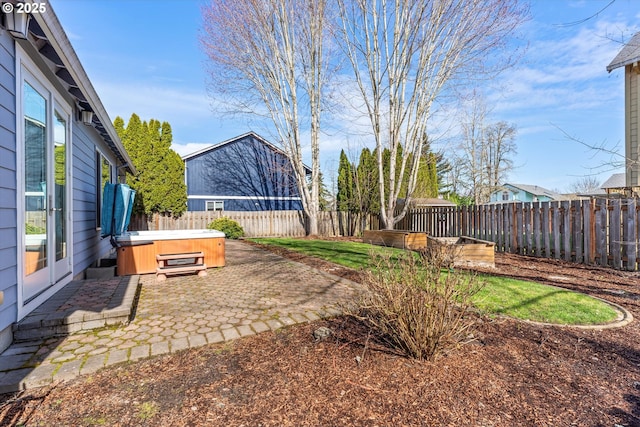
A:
[{"left": 21, "top": 71, "right": 72, "bottom": 303}]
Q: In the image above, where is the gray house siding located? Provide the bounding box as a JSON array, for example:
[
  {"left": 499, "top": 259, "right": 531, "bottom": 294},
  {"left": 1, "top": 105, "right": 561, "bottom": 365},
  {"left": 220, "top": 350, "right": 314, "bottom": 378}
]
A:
[
  {"left": 71, "top": 124, "right": 116, "bottom": 274},
  {"left": 0, "top": 31, "right": 17, "bottom": 346},
  {"left": 185, "top": 133, "right": 305, "bottom": 212},
  {"left": 0, "top": 6, "right": 135, "bottom": 353}
]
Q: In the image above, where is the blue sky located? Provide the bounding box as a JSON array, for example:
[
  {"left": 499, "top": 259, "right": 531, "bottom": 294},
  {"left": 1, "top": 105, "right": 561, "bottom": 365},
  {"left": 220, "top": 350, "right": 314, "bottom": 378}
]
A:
[{"left": 51, "top": 0, "right": 639, "bottom": 193}]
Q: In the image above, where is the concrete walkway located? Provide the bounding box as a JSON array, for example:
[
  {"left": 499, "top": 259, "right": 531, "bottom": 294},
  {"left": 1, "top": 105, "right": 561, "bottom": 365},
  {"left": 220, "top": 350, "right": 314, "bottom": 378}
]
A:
[{"left": 0, "top": 240, "right": 361, "bottom": 393}]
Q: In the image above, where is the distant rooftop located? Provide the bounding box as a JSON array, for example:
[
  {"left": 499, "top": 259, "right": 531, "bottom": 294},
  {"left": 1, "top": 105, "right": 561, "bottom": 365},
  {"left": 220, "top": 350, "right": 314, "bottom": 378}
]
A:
[
  {"left": 607, "top": 32, "right": 640, "bottom": 72},
  {"left": 506, "top": 183, "right": 560, "bottom": 198},
  {"left": 601, "top": 173, "right": 626, "bottom": 189}
]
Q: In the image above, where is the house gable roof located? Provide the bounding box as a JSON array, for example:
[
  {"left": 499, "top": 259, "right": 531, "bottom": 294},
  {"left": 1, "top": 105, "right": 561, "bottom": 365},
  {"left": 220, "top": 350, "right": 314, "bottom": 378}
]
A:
[
  {"left": 182, "top": 132, "right": 312, "bottom": 174},
  {"left": 503, "top": 183, "right": 560, "bottom": 199},
  {"left": 601, "top": 172, "right": 626, "bottom": 189},
  {"left": 27, "top": 6, "right": 135, "bottom": 174},
  {"left": 607, "top": 32, "right": 640, "bottom": 72}
]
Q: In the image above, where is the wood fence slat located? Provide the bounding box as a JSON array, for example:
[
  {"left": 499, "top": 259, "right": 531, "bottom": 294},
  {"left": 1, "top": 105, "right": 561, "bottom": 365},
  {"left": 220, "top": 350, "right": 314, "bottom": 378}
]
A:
[
  {"left": 552, "top": 202, "right": 561, "bottom": 259},
  {"left": 532, "top": 202, "right": 541, "bottom": 256},
  {"left": 595, "top": 199, "right": 608, "bottom": 267},
  {"left": 524, "top": 203, "right": 532, "bottom": 255},
  {"left": 636, "top": 200, "right": 640, "bottom": 270},
  {"left": 561, "top": 201, "right": 571, "bottom": 261},
  {"left": 515, "top": 203, "right": 523, "bottom": 255},
  {"left": 496, "top": 204, "right": 503, "bottom": 251},
  {"left": 506, "top": 203, "right": 514, "bottom": 253},
  {"left": 573, "top": 200, "right": 583, "bottom": 264},
  {"left": 611, "top": 199, "right": 622, "bottom": 269},
  {"left": 584, "top": 199, "right": 593, "bottom": 264},
  {"left": 490, "top": 204, "right": 495, "bottom": 242},
  {"left": 542, "top": 202, "right": 550, "bottom": 258},
  {"left": 624, "top": 199, "right": 637, "bottom": 271}
]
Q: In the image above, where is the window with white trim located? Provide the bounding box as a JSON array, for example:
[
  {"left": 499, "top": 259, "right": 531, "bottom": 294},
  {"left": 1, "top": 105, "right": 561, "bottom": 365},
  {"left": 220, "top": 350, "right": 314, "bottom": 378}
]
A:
[
  {"left": 206, "top": 200, "right": 224, "bottom": 211},
  {"left": 96, "top": 151, "right": 113, "bottom": 228}
]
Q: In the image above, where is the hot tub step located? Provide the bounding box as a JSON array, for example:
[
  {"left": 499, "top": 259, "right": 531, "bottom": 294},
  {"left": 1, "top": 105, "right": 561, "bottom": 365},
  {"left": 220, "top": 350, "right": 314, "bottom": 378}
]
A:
[{"left": 156, "top": 252, "right": 207, "bottom": 281}]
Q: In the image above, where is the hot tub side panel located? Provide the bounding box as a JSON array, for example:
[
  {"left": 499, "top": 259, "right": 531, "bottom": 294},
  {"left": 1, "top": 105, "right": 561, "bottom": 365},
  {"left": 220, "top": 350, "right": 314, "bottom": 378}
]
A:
[
  {"left": 117, "top": 243, "right": 156, "bottom": 275},
  {"left": 155, "top": 237, "right": 225, "bottom": 269},
  {"left": 117, "top": 237, "right": 225, "bottom": 275}
]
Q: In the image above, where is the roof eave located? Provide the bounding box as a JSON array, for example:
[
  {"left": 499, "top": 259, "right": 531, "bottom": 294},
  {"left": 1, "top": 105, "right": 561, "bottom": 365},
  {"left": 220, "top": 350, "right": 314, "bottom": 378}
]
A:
[
  {"left": 606, "top": 57, "right": 640, "bottom": 72},
  {"left": 33, "top": 9, "right": 136, "bottom": 175},
  {"left": 183, "top": 131, "right": 313, "bottom": 173},
  {"left": 606, "top": 32, "right": 640, "bottom": 73}
]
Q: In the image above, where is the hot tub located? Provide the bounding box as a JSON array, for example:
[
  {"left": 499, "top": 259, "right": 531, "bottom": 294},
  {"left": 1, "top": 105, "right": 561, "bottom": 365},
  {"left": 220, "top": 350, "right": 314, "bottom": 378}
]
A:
[{"left": 115, "top": 229, "right": 226, "bottom": 276}]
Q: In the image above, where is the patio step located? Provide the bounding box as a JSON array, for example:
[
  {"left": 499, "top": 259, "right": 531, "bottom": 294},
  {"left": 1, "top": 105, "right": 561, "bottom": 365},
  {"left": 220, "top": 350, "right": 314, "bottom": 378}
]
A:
[
  {"left": 13, "top": 276, "right": 140, "bottom": 343},
  {"left": 99, "top": 257, "right": 117, "bottom": 267},
  {"left": 85, "top": 266, "right": 117, "bottom": 280}
]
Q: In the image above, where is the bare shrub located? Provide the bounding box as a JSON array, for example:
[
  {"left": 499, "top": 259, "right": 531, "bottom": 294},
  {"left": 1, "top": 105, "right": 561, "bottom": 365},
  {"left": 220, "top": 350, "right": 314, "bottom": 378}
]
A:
[
  {"left": 350, "top": 248, "right": 483, "bottom": 361},
  {"left": 420, "top": 238, "right": 460, "bottom": 269}
]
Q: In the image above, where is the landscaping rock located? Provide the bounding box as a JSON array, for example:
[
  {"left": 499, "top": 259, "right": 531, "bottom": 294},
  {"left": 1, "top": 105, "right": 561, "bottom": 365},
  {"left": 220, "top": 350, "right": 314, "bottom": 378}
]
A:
[{"left": 313, "top": 326, "right": 333, "bottom": 341}]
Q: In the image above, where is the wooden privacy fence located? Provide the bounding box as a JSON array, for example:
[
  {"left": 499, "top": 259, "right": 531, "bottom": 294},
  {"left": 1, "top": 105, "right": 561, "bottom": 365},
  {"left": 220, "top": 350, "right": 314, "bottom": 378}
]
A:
[
  {"left": 128, "top": 198, "right": 640, "bottom": 271},
  {"left": 398, "top": 199, "right": 640, "bottom": 271},
  {"left": 128, "top": 210, "right": 377, "bottom": 238}
]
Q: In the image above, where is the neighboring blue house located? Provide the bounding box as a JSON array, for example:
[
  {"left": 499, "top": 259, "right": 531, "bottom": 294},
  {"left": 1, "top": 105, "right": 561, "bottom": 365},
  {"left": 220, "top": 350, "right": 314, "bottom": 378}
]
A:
[
  {"left": 489, "top": 184, "right": 560, "bottom": 203},
  {"left": 0, "top": 6, "right": 135, "bottom": 352},
  {"left": 183, "top": 132, "right": 309, "bottom": 211}
]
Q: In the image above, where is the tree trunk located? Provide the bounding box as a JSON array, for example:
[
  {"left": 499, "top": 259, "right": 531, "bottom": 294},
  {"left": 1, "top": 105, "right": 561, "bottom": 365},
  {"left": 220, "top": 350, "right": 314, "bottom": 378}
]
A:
[{"left": 306, "top": 210, "right": 319, "bottom": 236}]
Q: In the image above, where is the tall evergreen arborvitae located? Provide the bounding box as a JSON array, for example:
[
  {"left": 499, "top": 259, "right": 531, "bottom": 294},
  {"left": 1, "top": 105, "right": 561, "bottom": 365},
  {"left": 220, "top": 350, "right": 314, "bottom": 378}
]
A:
[
  {"left": 316, "top": 172, "right": 332, "bottom": 211},
  {"left": 413, "top": 152, "right": 439, "bottom": 199},
  {"left": 114, "top": 113, "right": 187, "bottom": 217},
  {"left": 356, "top": 147, "right": 379, "bottom": 216},
  {"left": 336, "top": 150, "right": 355, "bottom": 212}
]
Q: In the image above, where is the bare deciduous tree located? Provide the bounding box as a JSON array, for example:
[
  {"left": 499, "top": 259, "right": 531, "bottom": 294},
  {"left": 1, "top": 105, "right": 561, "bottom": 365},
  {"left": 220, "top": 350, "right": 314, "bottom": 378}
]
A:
[
  {"left": 455, "top": 96, "right": 518, "bottom": 204},
  {"left": 336, "top": 0, "right": 528, "bottom": 228},
  {"left": 485, "top": 121, "right": 518, "bottom": 196},
  {"left": 200, "top": 0, "right": 331, "bottom": 235},
  {"left": 568, "top": 176, "right": 602, "bottom": 194},
  {"left": 457, "top": 95, "right": 488, "bottom": 204}
]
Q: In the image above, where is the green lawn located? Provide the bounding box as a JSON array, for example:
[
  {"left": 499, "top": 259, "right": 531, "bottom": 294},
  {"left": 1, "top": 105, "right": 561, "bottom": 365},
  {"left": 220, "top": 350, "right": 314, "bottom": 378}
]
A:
[{"left": 250, "top": 238, "right": 619, "bottom": 325}]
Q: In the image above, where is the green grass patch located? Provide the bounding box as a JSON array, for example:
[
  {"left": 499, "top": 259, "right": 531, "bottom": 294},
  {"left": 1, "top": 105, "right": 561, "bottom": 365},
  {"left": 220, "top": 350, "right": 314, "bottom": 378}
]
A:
[
  {"left": 250, "top": 238, "right": 619, "bottom": 325},
  {"left": 250, "top": 237, "right": 406, "bottom": 269},
  {"left": 473, "top": 275, "right": 618, "bottom": 325}
]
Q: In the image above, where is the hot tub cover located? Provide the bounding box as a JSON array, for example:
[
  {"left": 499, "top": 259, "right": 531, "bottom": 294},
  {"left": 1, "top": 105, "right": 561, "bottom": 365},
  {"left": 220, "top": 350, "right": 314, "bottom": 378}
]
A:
[{"left": 101, "top": 183, "right": 136, "bottom": 238}]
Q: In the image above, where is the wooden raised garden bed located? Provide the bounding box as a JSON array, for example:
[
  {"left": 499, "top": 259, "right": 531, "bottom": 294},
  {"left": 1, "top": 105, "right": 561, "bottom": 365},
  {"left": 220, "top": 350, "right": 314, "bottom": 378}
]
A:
[
  {"left": 362, "top": 230, "right": 427, "bottom": 250},
  {"left": 426, "top": 236, "right": 495, "bottom": 268}
]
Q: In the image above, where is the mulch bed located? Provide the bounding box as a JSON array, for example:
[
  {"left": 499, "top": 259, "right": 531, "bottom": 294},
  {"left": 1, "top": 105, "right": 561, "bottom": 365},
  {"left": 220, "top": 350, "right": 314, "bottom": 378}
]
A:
[{"left": 1, "top": 239, "right": 639, "bottom": 426}]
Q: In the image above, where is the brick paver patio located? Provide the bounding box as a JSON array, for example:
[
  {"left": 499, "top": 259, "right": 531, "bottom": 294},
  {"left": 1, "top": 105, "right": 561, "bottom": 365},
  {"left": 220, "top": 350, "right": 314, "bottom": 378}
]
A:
[{"left": 0, "top": 240, "right": 361, "bottom": 393}]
